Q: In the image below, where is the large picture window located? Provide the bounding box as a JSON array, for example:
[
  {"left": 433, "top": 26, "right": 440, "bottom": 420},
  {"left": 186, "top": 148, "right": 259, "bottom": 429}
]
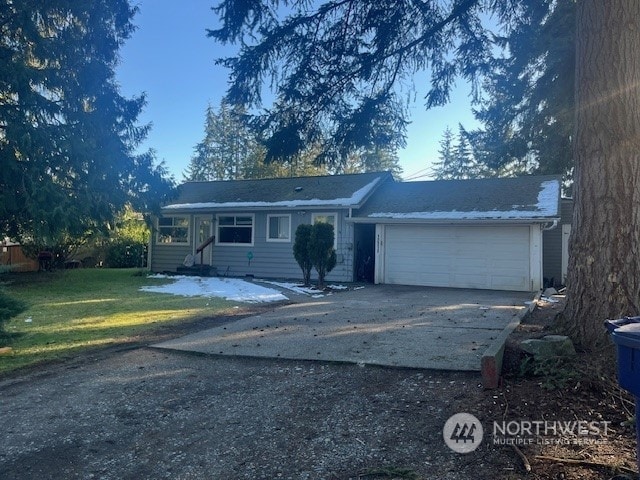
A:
[
  {"left": 311, "top": 212, "right": 338, "bottom": 249},
  {"left": 267, "top": 214, "right": 291, "bottom": 242},
  {"left": 217, "top": 214, "right": 254, "bottom": 245},
  {"left": 157, "top": 216, "right": 190, "bottom": 244}
]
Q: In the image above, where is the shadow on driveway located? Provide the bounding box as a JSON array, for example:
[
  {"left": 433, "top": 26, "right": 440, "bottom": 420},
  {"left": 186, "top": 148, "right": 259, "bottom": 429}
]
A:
[{"left": 154, "top": 285, "right": 533, "bottom": 371}]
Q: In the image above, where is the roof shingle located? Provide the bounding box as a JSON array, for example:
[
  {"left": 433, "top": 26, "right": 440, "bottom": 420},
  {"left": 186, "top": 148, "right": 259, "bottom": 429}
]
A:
[
  {"left": 164, "top": 172, "right": 391, "bottom": 211},
  {"left": 354, "top": 175, "right": 561, "bottom": 221}
]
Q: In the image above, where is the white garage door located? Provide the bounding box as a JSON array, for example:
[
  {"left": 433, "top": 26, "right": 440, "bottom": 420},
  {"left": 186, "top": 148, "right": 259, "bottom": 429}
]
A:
[{"left": 383, "top": 225, "right": 531, "bottom": 291}]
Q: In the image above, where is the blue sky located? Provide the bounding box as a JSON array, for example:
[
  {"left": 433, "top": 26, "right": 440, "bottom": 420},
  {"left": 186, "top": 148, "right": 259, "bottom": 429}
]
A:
[{"left": 116, "top": 0, "right": 479, "bottom": 182}]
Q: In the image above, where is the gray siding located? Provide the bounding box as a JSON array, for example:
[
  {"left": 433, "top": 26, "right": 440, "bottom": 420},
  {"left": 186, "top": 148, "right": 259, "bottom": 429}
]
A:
[
  {"left": 211, "top": 209, "right": 354, "bottom": 282},
  {"left": 151, "top": 241, "right": 193, "bottom": 273},
  {"left": 151, "top": 209, "right": 355, "bottom": 283},
  {"left": 542, "top": 198, "right": 573, "bottom": 286}
]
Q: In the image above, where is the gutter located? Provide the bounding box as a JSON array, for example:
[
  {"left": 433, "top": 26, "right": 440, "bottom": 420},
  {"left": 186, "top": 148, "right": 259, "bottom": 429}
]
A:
[
  {"left": 346, "top": 216, "right": 562, "bottom": 226},
  {"left": 161, "top": 204, "right": 359, "bottom": 214}
]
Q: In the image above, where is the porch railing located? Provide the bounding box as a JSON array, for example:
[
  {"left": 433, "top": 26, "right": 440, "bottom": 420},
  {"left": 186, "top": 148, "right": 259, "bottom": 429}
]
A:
[{"left": 196, "top": 235, "right": 215, "bottom": 265}]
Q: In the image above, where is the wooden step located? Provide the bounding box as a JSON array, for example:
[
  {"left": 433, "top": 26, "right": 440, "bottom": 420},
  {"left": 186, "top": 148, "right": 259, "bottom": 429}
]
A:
[{"left": 176, "top": 265, "right": 218, "bottom": 277}]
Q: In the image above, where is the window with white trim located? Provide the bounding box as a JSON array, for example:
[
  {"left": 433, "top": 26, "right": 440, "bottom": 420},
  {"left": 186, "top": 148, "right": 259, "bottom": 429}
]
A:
[
  {"left": 311, "top": 212, "right": 338, "bottom": 249},
  {"left": 217, "top": 214, "right": 254, "bottom": 245},
  {"left": 156, "top": 216, "right": 190, "bottom": 244},
  {"left": 267, "top": 214, "right": 291, "bottom": 242}
]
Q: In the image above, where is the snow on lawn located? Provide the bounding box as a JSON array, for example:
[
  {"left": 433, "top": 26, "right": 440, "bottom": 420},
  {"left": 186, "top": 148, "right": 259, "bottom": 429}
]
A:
[{"left": 141, "top": 275, "right": 288, "bottom": 303}]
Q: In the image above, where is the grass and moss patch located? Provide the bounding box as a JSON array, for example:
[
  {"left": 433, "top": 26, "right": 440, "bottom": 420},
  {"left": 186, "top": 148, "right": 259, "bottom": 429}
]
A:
[{"left": 0, "top": 269, "right": 237, "bottom": 374}]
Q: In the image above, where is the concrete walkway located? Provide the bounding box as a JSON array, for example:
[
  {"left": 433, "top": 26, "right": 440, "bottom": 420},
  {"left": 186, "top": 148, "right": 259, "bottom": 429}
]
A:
[{"left": 154, "top": 284, "right": 532, "bottom": 371}]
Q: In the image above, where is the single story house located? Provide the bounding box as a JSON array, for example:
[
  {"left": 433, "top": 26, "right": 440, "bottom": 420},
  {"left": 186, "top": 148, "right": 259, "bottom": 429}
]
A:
[{"left": 150, "top": 172, "right": 562, "bottom": 292}]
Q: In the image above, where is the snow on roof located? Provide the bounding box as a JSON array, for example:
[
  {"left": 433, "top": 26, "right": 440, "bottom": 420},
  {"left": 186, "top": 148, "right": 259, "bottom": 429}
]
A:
[
  {"left": 367, "top": 180, "right": 560, "bottom": 221},
  {"left": 164, "top": 178, "right": 381, "bottom": 210},
  {"left": 535, "top": 180, "right": 561, "bottom": 216}
]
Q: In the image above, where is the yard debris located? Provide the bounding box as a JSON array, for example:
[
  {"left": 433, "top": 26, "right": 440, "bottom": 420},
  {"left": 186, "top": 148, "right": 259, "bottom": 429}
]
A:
[
  {"left": 539, "top": 295, "right": 560, "bottom": 304},
  {"left": 520, "top": 335, "right": 576, "bottom": 359}
]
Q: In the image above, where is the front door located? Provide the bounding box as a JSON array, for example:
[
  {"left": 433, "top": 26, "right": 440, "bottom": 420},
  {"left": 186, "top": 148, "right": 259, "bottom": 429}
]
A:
[{"left": 194, "top": 216, "right": 213, "bottom": 265}]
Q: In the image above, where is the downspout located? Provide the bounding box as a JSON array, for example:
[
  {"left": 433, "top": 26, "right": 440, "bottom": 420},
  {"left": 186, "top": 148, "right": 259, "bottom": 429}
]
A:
[{"left": 542, "top": 219, "right": 558, "bottom": 231}]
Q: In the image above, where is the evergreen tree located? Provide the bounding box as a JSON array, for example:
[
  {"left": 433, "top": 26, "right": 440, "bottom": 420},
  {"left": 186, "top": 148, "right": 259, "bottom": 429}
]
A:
[
  {"left": 432, "top": 127, "right": 456, "bottom": 180},
  {"left": 287, "top": 146, "right": 330, "bottom": 177},
  {"left": 433, "top": 125, "right": 484, "bottom": 179},
  {"left": 186, "top": 101, "right": 260, "bottom": 180},
  {"left": 186, "top": 104, "right": 219, "bottom": 180},
  {"left": 293, "top": 224, "right": 313, "bottom": 286},
  {"left": 0, "top": 1, "right": 173, "bottom": 244},
  {"left": 309, "top": 223, "right": 336, "bottom": 289},
  {"left": 467, "top": 1, "right": 575, "bottom": 186},
  {"left": 452, "top": 128, "right": 472, "bottom": 178},
  {"left": 340, "top": 147, "right": 403, "bottom": 179}
]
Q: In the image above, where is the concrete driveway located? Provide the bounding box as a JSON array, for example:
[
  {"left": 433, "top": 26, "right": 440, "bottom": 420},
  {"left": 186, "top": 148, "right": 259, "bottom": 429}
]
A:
[{"left": 154, "top": 285, "right": 532, "bottom": 371}]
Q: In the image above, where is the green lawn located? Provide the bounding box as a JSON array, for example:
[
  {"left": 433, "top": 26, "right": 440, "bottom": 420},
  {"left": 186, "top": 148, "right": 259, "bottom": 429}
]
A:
[{"left": 0, "top": 269, "right": 237, "bottom": 374}]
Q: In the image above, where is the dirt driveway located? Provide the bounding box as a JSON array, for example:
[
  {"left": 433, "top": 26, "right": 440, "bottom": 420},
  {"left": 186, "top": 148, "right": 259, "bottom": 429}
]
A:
[{"left": 155, "top": 285, "right": 532, "bottom": 371}]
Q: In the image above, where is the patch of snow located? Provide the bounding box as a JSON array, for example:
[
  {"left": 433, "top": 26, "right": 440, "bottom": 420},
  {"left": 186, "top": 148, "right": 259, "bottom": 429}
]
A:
[
  {"left": 141, "top": 275, "right": 287, "bottom": 303},
  {"left": 537, "top": 180, "right": 561, "bottom": 216},
  {"left": 163, "top": 178, "right": 381, "bottom": 210},
  {"left": 258, "top": 280, "right": 322, "bottom": 296},
  {"left": 258, "top": 280, "right": 349, "bottom": 297}
]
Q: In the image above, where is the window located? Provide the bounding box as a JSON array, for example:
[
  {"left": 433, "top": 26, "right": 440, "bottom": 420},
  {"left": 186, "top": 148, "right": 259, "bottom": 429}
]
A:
[
  {"left": 267, "top": 215, "right": 291, "bottom": 242},
  {"left": 217, "top": 214, "right": 254, "bottom": 245},
  {"left": 311, "top": 212, "right": 338, "bottom": 249},
  {"left": 157, "top": 216, "right": 190, "bottom": 244}
]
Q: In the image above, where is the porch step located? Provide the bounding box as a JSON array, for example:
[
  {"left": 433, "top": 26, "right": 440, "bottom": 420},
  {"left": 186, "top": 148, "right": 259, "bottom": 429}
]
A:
[{"left": 176, "top": 265, "right": 218, "bottom": 277}]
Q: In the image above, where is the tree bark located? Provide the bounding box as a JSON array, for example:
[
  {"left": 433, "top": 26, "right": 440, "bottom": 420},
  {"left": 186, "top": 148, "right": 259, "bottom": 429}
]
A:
[{"left": 561, "top": 1, "right": 640, "bottom": 349}]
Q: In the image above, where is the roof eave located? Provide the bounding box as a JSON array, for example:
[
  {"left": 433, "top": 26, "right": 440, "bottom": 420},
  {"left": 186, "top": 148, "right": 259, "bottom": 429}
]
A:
[
  {"left": 347, "top": 216, "right": 561, "bottom": 225},
  {"left": 161, "top": 203, "right": 357, "bottom": 214}
]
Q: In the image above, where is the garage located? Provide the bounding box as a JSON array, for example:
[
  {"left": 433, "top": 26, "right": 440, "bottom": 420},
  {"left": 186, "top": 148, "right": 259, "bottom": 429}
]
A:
[
  {"left": 381, "top": 224, "right": 533, "bottom": 291},
  {"left": 350, "top": 175, "right": 560, "bottom": 292}
]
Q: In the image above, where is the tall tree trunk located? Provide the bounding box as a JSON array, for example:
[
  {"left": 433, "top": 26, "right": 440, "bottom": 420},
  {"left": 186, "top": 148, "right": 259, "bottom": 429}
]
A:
[{"left": 561, "top": 1, "right": 640, "bottom": 349}]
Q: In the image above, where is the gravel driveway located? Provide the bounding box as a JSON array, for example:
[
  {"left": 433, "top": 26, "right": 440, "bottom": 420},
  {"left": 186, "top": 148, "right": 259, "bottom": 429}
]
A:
[{"left": 1, "top": 345, "right": 518, "bottom": 479}]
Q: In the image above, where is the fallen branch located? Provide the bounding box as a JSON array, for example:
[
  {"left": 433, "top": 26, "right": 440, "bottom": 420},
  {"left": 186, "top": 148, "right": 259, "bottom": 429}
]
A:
[
  {"left": 512, "top": 444, "right": 531, "bottom": 473},
  {"left": 534, "top": 455, "right": 637, "bottom": 476}
]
